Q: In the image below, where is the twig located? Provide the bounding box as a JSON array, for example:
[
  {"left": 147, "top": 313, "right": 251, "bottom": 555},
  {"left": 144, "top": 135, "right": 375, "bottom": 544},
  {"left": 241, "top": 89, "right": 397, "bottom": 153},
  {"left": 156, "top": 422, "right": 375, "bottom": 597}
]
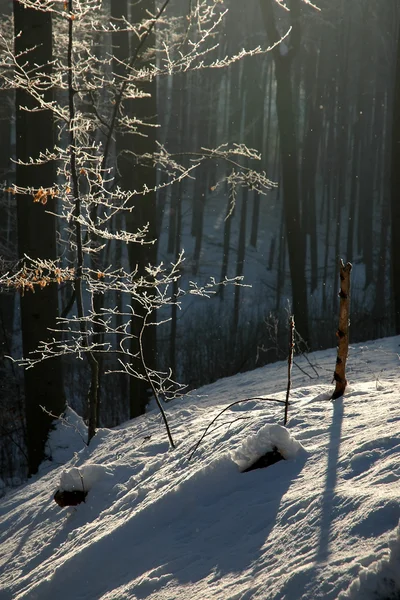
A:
[
  {"left": 188, "top": 396, "right": 287, "bottom": 462},
  {"left": 138, "top": 313, "right": 175, "bottom": 449},
  {"left": 40, "top": 405, "right": 88, "bottom": 448}
]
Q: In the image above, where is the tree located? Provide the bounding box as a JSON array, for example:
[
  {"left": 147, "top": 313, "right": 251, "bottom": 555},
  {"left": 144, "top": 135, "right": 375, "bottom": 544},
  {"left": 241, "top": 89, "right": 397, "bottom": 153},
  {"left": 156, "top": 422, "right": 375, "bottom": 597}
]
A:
[
  {"left": 111, "top": 0, "right": 158, "bottom": 418},
  {"left": 13, "top": 0, "right": 65, "bottom": 474},
  {"left": 259, "top": 0, "right": 310, "bottom": 343},
  {"left": 391, "top": 15, "right": 400, "bottom": 334},
  {"left": 1, "top": 0, "right": 275, "bottom": 457}
]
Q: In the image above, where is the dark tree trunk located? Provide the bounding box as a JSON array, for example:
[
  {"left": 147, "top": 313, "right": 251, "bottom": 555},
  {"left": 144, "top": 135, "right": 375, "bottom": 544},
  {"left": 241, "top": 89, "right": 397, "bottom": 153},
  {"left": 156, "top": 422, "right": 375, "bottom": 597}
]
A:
[
  {"left": 219, "top": 194, "right": 234, "bottom": 301},
  {"left": 250, "top": 194, "right": 260, "bottom": 249},
  {"left": 260, "top": 0, "right": 309, "bottom": 343},
  {"left": 390, "top": 18, "right": 400, "bottom": 333},
  {"left": 233, "top": 188, "right": 248, "bottom": 336},
  {"left": 275, "top": 188, "right": 285, "bottom": 313},
  {"left": 301, "top": 41, "right": 324, "bottom": 293},
  {"left": 191, "top": 171, "right": 207, "bottom": 276},
  {"left": 14, "top": 1, "right": 65, "bottom": 474},
  {"left": 112, "top": 0, "right": 157, "bottom": 417},
  {"left": 170, "top": 183, "right": 182, "bottom": 378}
]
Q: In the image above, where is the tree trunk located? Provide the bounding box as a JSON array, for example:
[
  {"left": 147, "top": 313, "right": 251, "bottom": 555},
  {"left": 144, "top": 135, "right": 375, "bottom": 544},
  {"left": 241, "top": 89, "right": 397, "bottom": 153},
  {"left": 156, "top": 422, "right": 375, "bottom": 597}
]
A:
[
  {"left": 192, "top": 169, "right": 207, "bottom": 275},
  {"left": 332, "top": 260, "right": 352, "bottom": 400},
  {"left": 301, "top": 41, "right": 324, "bottom": 293},
  {"left": 233, "top": 188, "right": 248, "bottom": 336},
  {"left": 260, "top": 0, "right": 309, "bottom": 343},
  {"left": 391, "top": 17, "right": 400, "bottom": 334},
  {"left": 219, "top": 194, "right": 234, "bottom": 301},
  {"left": 14, "top": 1, "right": 65, "bottom": 474},
  {"left": 170, "top": 183, "right": 182, "bottom": 378}
]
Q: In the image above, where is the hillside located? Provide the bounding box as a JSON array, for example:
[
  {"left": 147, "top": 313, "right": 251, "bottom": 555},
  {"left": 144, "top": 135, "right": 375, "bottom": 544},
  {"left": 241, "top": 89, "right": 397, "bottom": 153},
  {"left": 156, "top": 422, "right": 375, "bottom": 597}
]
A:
[{"left": 1, "top": 337, "right": 400, "bottom": 600}]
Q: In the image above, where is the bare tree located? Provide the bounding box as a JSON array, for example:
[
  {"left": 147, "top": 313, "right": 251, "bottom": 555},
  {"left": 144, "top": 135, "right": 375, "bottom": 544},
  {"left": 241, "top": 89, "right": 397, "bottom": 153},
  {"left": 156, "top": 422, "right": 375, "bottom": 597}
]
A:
[{"left": 1, "top": 0, "right": 278, "bottom": 455}]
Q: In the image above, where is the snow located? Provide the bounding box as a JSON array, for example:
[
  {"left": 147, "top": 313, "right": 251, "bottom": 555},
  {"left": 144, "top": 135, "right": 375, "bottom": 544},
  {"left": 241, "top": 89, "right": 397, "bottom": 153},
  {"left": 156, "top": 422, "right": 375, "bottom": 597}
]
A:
[
  {"left": 43, "top": 406, "right": 88, "bottom": 469},
  {"left": 231, "top": 423, "right": 305, "bottom": 470},
  {"left": 58, "top": 464, "right": 113, "bottom": 495},
  {"left": 340, "top": 523, "right": 400, "bottom": 599},
  {"left": 0, "top": 336, "right": 400, "bottom": 600}
]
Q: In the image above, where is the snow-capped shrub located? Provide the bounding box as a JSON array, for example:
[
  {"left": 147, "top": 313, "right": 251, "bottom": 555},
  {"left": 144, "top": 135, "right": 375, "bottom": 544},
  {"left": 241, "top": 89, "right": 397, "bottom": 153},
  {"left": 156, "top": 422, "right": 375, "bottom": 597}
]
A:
[
  {"left": 54, "top": 464, "right": 114, "bottom": 508},
  {"left": 58, "top": 464, "right": 112, "bottom": 494},
  {"left": 231, "top": 424, "right": 304, "bottom": 472}
]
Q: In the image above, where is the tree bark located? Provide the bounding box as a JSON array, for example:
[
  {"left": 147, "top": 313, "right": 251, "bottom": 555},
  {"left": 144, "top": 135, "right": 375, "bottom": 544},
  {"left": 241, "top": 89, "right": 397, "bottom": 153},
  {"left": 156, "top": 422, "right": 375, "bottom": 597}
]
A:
[
  {"left": 332, "top": 260, "right": 352, "bottom": 400},
  {"left": 14, "top": 1, "right": 65, "bottom": 474}
]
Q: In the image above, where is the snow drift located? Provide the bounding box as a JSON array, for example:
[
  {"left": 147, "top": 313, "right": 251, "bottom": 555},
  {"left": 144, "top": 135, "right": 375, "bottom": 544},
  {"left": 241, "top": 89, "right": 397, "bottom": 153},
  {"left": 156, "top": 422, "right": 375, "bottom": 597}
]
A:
[{"left": 1, "top": 336, "right": 400, "bottom": 600}]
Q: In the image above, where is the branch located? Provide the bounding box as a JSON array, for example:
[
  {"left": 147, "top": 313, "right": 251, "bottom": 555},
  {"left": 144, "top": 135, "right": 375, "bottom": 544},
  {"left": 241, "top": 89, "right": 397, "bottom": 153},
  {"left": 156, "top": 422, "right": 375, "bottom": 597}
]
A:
[
  {"left": 40, "top": 405, "right": 88, "bottom": 448},
  {"left": 138, "top": 311, "right": 175, "bottom": 449},
  {"left": 188, "top": 396, "right": 288, "bottom": 462},
  {"left": 102, "top": 0, "right": 172, "bottom": 171}
]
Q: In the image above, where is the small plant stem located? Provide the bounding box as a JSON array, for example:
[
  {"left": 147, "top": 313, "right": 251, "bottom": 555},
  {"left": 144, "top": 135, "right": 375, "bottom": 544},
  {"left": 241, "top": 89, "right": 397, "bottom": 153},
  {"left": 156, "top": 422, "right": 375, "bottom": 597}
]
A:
[
  {"left": 284, "top": 315, "right": 294, "bottom": 426},
  {"left": 139, "top": 313, "right": 175, "bottom": 449},
  {"left": 189, "top": 397, "right": 287, "bottom": 462}
]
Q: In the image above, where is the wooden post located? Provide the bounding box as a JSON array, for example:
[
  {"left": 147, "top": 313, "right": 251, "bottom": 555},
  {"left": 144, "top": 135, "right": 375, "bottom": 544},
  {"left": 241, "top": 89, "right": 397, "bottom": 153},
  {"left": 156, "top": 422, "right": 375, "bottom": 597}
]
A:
[{"left": 332, "top": 260, "right": 352, "bottom": 399}]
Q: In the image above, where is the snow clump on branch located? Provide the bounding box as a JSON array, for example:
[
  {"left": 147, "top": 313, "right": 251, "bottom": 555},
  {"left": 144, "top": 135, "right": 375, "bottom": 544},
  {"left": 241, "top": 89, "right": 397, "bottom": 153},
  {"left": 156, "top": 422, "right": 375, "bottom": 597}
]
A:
[{"left": 231, "top": 424, "right": 305, "bottom": 472}]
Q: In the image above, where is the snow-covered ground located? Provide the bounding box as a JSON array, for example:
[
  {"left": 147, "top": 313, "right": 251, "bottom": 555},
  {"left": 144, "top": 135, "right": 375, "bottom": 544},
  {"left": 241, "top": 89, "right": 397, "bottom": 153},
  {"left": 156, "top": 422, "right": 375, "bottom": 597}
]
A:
[{"left": 0, "top": 336, "right": 399, "bottom": 600}]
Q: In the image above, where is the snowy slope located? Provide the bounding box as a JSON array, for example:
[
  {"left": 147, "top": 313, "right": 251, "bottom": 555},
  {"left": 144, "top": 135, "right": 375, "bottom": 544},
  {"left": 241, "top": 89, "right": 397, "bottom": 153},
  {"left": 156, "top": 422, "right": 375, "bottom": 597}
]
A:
[{"left": 0, "top": 337, "right": 399, "bottom": 600}]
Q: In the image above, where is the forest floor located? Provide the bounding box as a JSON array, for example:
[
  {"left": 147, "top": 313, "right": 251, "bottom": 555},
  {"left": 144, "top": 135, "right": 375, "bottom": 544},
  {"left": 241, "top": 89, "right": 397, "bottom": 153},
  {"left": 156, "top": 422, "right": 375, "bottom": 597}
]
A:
[{"left": 0, "top": 336, "right": 400, "bottom": 600}]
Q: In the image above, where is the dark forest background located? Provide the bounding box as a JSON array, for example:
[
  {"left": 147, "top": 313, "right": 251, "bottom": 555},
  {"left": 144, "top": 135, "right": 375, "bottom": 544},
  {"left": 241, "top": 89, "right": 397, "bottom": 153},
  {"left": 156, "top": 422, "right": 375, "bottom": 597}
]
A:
[{"left": 1, "top": 0, "right": 400, "bottom": 482}]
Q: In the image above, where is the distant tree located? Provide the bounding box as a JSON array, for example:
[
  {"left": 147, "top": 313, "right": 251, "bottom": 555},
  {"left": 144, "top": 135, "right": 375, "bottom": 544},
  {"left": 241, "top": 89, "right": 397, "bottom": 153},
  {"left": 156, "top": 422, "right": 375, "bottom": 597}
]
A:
[
  {"left": 391, "top": 15, "right": 400, "bottom": 334},
  {"left": 13, "top": 0, "right": 65, "bottom": 474},
  {"left": 259, "top": 0, "right": 310, "bottom": 344}
]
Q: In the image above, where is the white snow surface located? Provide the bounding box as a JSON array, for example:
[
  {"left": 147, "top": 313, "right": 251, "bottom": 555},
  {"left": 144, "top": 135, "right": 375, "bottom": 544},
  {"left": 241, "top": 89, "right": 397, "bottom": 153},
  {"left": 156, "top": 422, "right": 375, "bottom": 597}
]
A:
[
  {"left": 1, "top": 336, "right": 400, "bottom": 600},
  {"left": 339, "top": 522, "right": 400, "bottom": 600}
]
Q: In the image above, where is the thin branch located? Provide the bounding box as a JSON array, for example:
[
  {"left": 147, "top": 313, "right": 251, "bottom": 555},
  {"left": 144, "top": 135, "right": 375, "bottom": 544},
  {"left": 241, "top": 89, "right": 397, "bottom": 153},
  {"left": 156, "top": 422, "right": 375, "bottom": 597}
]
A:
[
  {"left": 138, "top": 312, "right": 175, "bottom": 449},
  {"left": 40, "top": 405, "right": 88, "bottom": 448},
  {"left": 102, "top": 0, "right": 172, "bottom": 171},
  {"left": 188, "top": 397, "right": 287, "bottom": 462}
]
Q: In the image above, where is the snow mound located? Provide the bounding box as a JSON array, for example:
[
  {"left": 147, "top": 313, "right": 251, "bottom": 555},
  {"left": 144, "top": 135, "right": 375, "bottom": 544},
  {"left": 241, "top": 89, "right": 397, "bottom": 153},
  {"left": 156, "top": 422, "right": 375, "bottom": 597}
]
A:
[
  {"left": 59, "top": 464, "right": 113, "bottom": 494},
  {"left": 340, "top": 521, "right": 400, "bottom": 600},
  {"left": 231, "top": 423, "right": 305, "bottom": 471}
]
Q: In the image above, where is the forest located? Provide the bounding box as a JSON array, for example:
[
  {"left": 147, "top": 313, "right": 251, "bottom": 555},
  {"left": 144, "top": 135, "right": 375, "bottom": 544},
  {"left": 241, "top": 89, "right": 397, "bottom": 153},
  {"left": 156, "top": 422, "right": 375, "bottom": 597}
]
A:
[{"left": 0, "top": 0, "right": 399, "bottom": 481}]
